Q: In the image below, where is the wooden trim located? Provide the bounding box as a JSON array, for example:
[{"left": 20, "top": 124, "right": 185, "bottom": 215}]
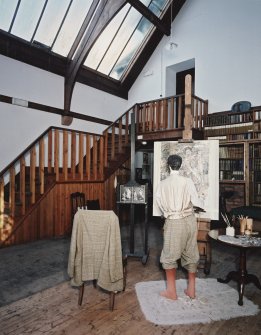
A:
[
  {"left": 20, "top": 157, "right": 26, "bottom": 216},
  {"left": 99, "top": 136, "right": 104, "bottom": 179},
  {"left": 47, "top": 129, "right": 53, "bottom": 173},
  {"left": 54, "top": 129, "right": 60, "bottom": 181},
  {"left": 119, "top": 118, "right": 123, "bottom": 153},
  {"left": 63, "top": 130, "right": 68, "bottom": 181},
  {"left": 39, "top": 138, "right": 45, "bottom": 194},
  {"left": 71, "top": 132, "right": 76, "bottom": 179},
  {"left": 86, "top": 134, "right": 90, "bottom": 179},
  {"left": 93, "top": 136, "right": 98, "bottom": 180},
  {"left": 79, "top": 133, "right": 84, "bottom": 180},
  {"left": 111, "top": 126, "right": 115, "bottom": 160},
  {"left": 30, "top": 147, "right": 36, "bottom": 204}
]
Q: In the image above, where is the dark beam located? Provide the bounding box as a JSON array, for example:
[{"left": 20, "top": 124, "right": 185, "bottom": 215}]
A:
[
  {"left": 0, "top": 30, "right": 67, "bottom": 75},
  {"left": 0, "top": 94, "right": 112, "bottom": 126},
  {"left": 0, "top": 31, "right": 127, "bottom": 99},
  {"left": 127, "top": 0, "right": 170, "bottom": 36},
  {"left": 63, "top": 0, "right": 127, "bottom": 125}
]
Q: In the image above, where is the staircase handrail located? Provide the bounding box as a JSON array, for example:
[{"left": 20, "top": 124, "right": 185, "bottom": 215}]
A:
[{"left": 0, "top": 126, "right": 103, "bottom": 177}]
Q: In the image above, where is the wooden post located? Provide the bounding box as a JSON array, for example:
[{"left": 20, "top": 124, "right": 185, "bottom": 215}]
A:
[{"left": 182, "top": 74, "right": 193, "bottom": 140}]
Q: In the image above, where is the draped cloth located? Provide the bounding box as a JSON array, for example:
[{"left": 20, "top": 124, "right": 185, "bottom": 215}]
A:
[{"left": 67, "top": 210, "right": 123, "bottom": 292}]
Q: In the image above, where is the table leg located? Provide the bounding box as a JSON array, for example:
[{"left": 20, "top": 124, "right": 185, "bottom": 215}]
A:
[{"left": 238, "top": 248, "right": 247, "bottom": 306}]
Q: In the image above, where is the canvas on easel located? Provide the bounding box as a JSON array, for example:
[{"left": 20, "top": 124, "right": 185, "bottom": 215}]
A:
[{"left": 153, "top": 140, "right": 219, "bottom": 220}]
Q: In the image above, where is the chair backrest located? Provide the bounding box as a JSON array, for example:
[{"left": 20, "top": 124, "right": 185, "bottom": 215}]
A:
[{"left": 71, "top": 192, "right": 86, "bottom": 219}]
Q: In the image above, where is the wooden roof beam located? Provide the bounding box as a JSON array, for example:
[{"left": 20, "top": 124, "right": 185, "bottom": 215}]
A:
[{"left": 63, "top": 0, "right": 127, "bottom": 125}]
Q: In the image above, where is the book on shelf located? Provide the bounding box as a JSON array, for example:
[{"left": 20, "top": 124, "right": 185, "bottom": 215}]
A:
[{"left": 219, "top": 146, "right": 244, "bottom": 159}]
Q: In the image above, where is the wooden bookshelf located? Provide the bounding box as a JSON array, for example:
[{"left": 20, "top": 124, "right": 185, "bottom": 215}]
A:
[
  {"left": 204, "top": 106, "right": 261, "bottom": 141},
  {"left": 217, "top": 140, "right": 261, "bottom": 209},
  {"left": 250, "top": 142, "right": 261, "bottom": 205},
  {"left": 219, "top": 144, "right": 244, "bottom": 181}
]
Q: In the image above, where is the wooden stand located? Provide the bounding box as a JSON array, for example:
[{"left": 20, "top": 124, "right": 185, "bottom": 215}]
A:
[{"left": 197, "top": 218, "right": 211, "bottom": 274}]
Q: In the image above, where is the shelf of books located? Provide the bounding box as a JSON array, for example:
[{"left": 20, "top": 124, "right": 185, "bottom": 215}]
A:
[
  {"left": 204, "top": 106, "right": 261, "bottom": 141},
  {"left": 250, "top": 143, "right": 261, "bottom": 205},
  {"left": 219, "top": 144, "right": 244, "bottom": 181}
]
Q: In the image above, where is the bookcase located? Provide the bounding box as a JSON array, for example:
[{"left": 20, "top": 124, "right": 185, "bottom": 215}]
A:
[
  {"left": 250, "top": 142, "right": 261, "bottom": 205},
  {"left": 204, "top": 106, "right": 261, "bottom": 141},
  {"left": 219, "top": 144, "right": 244, "bottom": 181},
  {"left": 218, "top": 140, "right": 261, "bottom": 210}
]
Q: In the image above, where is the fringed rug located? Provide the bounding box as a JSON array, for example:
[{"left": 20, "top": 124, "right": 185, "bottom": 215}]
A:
[{"left": 135, "top": 278, "right": 259, "bottom": 325}]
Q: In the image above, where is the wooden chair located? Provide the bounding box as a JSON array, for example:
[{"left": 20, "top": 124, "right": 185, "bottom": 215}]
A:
[
  {"left": 78, "top": 255, "right": 128, "bottom": 311},
  {"left": 68, "top": 211, "right": 127, "bottom": 311},
  {"left": 69, "top": 192, "right": 86, "bottom": 234},
  {"left": 70, "top": 192, "right": 86, "bottom": 217}
]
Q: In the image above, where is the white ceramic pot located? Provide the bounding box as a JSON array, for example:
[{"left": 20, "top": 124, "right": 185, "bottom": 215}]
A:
[{"left": 226, "top": 226, "right": 235, "bottom": 237}]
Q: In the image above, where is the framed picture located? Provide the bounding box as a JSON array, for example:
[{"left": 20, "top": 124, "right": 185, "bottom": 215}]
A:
[
  {"left": 118, "top": 184, "right": 147, "bottom": 204},
  {"left": 132, "top": 185, "right": 146, "bottom": 203},
  {"left": 120, "top": 185, "right": 133, "bottom": 203}
]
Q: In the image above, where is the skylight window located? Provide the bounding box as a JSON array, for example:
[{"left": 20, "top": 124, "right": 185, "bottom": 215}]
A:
[
  {"left": 0, "top": 0, "right": 169, "bottom": 82},
  {"left": 84, "top": 0, "right": 168, "bottom": 81}
]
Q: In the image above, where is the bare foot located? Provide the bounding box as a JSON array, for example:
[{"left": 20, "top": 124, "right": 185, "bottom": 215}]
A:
[
  {"left": 184, "top": 289, "right": 195, "bottom": 299},
  {"left": 160, "top": 290, "right": 177, "bottom": 300}
]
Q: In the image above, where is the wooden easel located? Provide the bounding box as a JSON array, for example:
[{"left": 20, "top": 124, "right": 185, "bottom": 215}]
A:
[
  {"left": 117, "top": 112, "right": 149, "bottom": 265},
  {"left": 181, "top": 74, "right": 212, "bottom": 274}
]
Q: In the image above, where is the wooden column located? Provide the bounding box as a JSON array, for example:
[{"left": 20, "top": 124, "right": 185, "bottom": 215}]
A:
[{"left": 182, "top": 74, "right": 193, "bottom": 139}]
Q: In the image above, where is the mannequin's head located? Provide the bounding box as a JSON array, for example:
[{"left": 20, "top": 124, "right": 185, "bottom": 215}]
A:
[{"left": 167, "top": 154, "right": 182, "bottom": 171}]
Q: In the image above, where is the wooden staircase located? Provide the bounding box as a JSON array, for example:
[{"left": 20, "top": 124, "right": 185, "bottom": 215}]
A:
[{"left": 0, "top": 90, "right": 208, "bottom": 247}]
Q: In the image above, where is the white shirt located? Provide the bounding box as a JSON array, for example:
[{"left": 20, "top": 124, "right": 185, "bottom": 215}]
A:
[{"left": 155, "top": 170, "right": 204, "bottom": 219}]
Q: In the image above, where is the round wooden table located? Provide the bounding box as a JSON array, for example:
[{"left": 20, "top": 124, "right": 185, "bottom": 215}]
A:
[{"left": 209, "top": 229, "right": 261, "bottom": 306}]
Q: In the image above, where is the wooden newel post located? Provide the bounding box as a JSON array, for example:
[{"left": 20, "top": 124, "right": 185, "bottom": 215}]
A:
[{"left": 182, "top": 74, "right": 193, "bottom": 140}]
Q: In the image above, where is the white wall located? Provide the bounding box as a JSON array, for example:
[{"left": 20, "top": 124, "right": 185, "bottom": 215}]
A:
[
  {"left": 0, "top": 55, "right": 127, "bottom": 171},
  {"left": 128, "top": 0, "right": 261, "bottom": 113}
]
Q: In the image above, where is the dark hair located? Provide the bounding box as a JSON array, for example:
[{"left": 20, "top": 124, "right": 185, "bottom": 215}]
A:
[{"left": 167, "top": 154, "right": 182, "bottom": 170}]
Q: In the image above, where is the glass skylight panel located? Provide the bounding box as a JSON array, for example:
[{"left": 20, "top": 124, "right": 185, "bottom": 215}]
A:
[
  {"left": 85, "top": 0, "right": 169, "bottom": 81},
  {"left": 11, "top": 0, "right": 46, "bottom": 41},
  {"left": 0, "top": 0, "right": 19, "bottom": 32},
  {"left": 52, "top": 0, "right": 93, "bottom": 57},
  {"left": 84, "top": 4, "right": 130, "bottom": 71},
  {"left": 96, "top": 6, "right": 144, "bottom": 76},
  {"left": 32, "top": 0, "right": 71, "bottom": 48},
  {"left": 110, "top": 17, "right": 152, "bottom": 80}
]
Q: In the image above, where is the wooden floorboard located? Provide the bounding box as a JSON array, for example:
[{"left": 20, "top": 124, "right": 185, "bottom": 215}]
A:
[{"left": 1, "top": 242, "right": 261, "bottom": 335}]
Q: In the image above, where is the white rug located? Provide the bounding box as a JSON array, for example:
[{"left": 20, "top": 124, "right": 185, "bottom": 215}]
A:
[{"left": 135, "top": 278, "right": 259, "bottom": 325}]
